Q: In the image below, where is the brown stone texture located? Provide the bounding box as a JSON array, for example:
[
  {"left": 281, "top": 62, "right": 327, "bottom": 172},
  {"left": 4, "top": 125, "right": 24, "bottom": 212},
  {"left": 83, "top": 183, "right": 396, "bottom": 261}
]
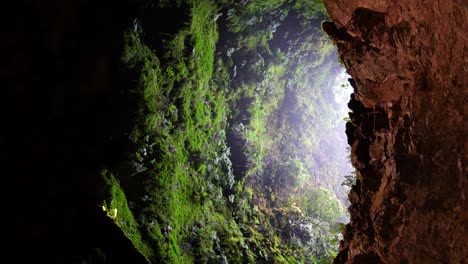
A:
[{"left": 323, "top": 0, "right": 467, "bottom": 263}]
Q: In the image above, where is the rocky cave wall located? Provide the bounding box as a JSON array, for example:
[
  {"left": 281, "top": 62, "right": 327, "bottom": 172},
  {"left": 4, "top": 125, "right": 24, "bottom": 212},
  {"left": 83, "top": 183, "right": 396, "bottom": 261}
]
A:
[{"left": 322, "top": 0, "right": 467, "bottom": 263}]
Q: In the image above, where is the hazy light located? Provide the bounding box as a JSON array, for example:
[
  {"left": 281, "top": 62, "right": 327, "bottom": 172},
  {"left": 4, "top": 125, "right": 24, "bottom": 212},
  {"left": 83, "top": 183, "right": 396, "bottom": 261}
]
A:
[{"left": 333, "top": 70, "right": 352, "bottom": 106}]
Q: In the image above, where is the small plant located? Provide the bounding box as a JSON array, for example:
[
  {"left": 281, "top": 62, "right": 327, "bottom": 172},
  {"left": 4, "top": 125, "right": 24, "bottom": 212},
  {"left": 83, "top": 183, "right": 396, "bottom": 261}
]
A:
[{"left": 341, "top": 171, "right": 357, "bottom": 188}]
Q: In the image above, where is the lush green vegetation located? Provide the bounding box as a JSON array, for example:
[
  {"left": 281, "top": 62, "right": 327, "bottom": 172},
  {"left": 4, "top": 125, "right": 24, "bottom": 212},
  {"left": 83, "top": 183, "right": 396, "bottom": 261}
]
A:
[{"left": 100, "top": 0, "right": 354, "bottom": 263}]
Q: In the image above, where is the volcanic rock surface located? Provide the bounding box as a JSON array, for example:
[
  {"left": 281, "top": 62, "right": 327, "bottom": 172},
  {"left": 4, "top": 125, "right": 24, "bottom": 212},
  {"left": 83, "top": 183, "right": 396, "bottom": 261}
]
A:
[{"left": 323, "top": 0, "right": 466, "bottom": 263}]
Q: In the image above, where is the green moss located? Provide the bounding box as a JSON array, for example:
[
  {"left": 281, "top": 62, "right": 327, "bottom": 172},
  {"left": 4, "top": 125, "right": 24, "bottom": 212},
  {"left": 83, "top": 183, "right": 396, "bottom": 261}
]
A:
[
  {"left": 105, "top": 0, "right": 347, "bottom": 263},
  {"left": 101, "top": 170, "right": 154, "bottom": 262}
]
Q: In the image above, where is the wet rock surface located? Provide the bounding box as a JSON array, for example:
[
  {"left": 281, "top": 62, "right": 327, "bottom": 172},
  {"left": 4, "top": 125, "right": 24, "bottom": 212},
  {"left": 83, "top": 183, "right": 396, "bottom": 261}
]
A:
[{"left": 323, "top": 0, "right": 466, "bottom": 263}]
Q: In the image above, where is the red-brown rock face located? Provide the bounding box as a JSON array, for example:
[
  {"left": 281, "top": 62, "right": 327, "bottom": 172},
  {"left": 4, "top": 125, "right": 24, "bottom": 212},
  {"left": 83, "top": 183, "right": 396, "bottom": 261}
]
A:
[{"left": 323, "top": 1, "right": 467, "bottom": 263}]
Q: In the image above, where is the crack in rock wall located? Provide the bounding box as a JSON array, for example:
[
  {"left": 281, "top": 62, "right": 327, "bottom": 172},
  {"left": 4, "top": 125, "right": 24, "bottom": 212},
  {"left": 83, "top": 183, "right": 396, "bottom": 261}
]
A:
[{"left": 322, "top": 1, "right": 467, "bottom": 263}]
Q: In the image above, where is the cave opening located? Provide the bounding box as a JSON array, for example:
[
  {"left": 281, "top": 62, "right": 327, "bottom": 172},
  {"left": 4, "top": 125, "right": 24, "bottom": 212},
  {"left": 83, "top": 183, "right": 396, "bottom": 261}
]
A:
[
  {"left": 98, "top": 1, "right": 356, "bottom": 263},
  {"left": 42, "top": 0, "right": 356, "bottom": 263},
  {"left": 14, "top": 0, "right": 466, "bottom": 263}
]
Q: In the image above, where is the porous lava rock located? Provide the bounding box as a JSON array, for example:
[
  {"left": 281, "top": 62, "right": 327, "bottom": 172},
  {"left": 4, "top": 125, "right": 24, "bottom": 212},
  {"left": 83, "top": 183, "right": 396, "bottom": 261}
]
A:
[{"left": 323, "top": 1, "right": 467, "bottom": 263}]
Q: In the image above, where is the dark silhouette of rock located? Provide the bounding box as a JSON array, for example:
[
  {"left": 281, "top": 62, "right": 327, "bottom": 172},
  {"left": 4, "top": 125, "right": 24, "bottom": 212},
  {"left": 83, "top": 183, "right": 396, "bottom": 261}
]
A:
[{"left": 5, "top": 1, "right": 149, "bottom": 263}]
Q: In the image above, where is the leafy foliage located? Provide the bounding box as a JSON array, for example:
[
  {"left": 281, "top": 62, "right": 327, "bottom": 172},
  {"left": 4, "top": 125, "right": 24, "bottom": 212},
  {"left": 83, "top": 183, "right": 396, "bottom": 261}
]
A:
[{"left": 99, "top": 0, "right": 353, "bottom": 263}]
